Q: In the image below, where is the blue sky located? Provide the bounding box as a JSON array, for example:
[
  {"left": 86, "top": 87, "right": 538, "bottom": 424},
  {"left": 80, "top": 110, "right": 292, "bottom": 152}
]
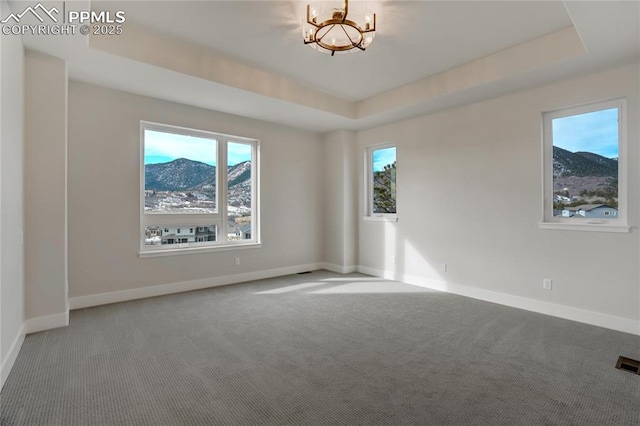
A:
[
  {"left": 228, "top": 142, "right": 252, "bottom": 166},
  {"left": 144, "top": 130, "right": 252, "bottom": 166},
  {"left": 372, "top": 147, "right": 396, "bottom": 172},
  {"left": 552, "top": 108, "right": 618, "bottom": 158}
]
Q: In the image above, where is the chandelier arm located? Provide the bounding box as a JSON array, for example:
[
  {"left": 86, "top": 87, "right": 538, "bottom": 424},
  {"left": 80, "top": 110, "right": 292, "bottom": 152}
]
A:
[
  {"left": 339, "top": 23, "right": 358, "bottom": 48},
  {"left": 315, "top": 24, "right": 335, "bottom": 44},
  {"left": 306, "top": 4, "right": 319, "bottom": 28},
  {"left": 343, "top": 0, "right": 348, "bottom": 22}
]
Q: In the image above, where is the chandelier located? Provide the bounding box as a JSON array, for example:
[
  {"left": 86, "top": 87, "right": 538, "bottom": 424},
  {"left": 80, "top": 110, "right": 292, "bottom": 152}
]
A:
[{"left": 303, "top": 0, "right": 376, "bottom": 56}]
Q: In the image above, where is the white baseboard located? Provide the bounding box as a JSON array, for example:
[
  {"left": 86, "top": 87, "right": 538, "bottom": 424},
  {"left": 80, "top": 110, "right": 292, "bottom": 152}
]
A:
[
  {"left": 24, "top": 311, "right": 69, "bottom": 334},
  {"left": 69, "top": 263, "right": 323, "bottom": 310},
  {"left": 1, "top": 324, "right": 25, "bottom": 391},
  {"left": 358, "top": 265, "right": 640, "bottom": 336},
  {"left": 320, "top": 262, "right": 357, "bottom": 274},
  {"left": 358, "top": 265, "right": 402, "bottom": 281}
]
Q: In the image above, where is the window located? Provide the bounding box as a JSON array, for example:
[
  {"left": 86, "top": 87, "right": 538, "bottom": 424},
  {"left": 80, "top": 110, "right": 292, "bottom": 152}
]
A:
[
  {"left": 366, "top": 144, "right": 396, "bottom": 218},
  {"left": 141, "top": 122, "right": 259, "bottom": 255},
  {"left": 542, "top": 99, "right": 627, "bottom": 232}
]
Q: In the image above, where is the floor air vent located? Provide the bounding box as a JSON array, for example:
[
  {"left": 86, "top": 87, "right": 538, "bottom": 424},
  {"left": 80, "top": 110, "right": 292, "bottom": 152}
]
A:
[{"left": 616, "top": 356, "right": 640, "bottom": 375}]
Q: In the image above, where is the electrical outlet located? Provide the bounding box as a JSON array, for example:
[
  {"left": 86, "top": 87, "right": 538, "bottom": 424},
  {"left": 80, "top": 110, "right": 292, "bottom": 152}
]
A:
[
  {"left": 234, "top": 257, "right": 240, "bottom": 266},
  {"left": 543, "top": 278, "right": 552, "bottom": 290},
  {"left": 441, "top": 263, "right": 448, "bottom": 273}
]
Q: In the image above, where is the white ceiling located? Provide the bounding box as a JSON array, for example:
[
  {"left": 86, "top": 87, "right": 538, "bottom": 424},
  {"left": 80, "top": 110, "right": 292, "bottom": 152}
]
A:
[
  {"left": 92, "top": 0, "right": 573, "bottom": 101},
  {"left": 12, "top": 0, "right": 640, "bottom": 132}
]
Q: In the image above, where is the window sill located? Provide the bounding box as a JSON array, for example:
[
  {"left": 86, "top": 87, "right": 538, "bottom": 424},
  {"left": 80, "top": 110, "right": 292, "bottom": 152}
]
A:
[
  {"left": 363, "top": 216, "right": 398, "bottom": 222},
  {"left": 539, "top": 222, "right": 630, "bottom": 233},
  {"left": 139, "top": 242, "right": 262, "bottom": 258}
]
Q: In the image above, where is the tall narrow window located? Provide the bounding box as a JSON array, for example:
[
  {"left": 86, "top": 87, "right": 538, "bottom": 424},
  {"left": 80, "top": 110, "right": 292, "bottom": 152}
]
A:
[
  {"left": 141, "top": 122, "right": 259, "bottom": 254},
  {"left": 367, "top": 145, "right": 397, "bottom": 217},
  {"left": 542, "top": 99, "right": 627, "bottom": 231},
  {"left": 227, "top": 141, "right": 254, "bottom": 241}
]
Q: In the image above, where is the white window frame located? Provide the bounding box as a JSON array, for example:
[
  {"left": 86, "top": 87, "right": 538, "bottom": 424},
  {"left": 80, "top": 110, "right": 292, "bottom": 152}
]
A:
[
  {"left": 140, "top": 121, "right": 260, "bottom": 257},
  {"left": 364, "top": 143, "right": 398, "bottom": 222},
  {"left": 540, "top": 98, "right": 629, "bottom": 233}
]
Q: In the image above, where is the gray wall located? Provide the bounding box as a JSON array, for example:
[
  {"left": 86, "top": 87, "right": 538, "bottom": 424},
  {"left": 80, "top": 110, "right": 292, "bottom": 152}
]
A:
[
  {"left": 322, "top": 130, "right": 358, "bottom": 271},
  {"left": 24, "top": 51, "right": 68, "bottom": 325},
  {"left": 357, "top": 64, "right": 639, "bottom": 326},
  {"left": 67, "top": 82, "right": 324, "bottom": 298},
  {"left": 0, "top": 0, "right": 25, "bottom": 388}
]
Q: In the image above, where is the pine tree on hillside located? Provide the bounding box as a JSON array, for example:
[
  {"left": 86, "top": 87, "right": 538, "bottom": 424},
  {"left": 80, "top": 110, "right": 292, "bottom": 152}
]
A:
[{"left": 373, "top": 161, "right": 396, "bottom": 213}]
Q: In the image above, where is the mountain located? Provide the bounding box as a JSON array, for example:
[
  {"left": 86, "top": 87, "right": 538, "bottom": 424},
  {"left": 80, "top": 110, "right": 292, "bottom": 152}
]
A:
[
  {"left": 145, "top": 158, "right": 251, "bottom": 192},
  {"left": 552, "top": 147, "right": 618, "bottom": 202},
  {"left": 144, "top": 158, "right": 252, "bottom": 214},
  {"left": 553, "top": 147, "right": 618, "bottom": 178},
  {"left": 145, "top": 158, "right": 215, "bottom": 191},
  {"left": 228, "top": 161, "right": 251, "bottom": 187}
]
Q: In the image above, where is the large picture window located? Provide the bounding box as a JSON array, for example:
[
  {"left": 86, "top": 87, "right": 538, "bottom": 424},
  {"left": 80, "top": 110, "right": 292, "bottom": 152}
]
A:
[
  {"left": 366, "top": 144, "right": 396, "bottom": 218},
  {"left": 141, "top": 122, "right": 259, "bottom": 255},
  {"left": 542, "top": 99, "right": 627, "bottom": 231}
]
